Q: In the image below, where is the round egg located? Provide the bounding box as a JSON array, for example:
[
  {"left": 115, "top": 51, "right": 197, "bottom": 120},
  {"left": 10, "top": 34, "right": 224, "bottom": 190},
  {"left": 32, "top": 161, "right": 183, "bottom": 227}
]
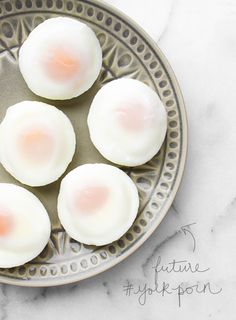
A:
[
  {"left": 0, "top": 183, "right": 51, "bottom": 268},
  {"left": 57, "top": 163, "right": 139, "bottom": 246},
  {"left": 19, "top": 17, "right": 102, "bottom": 100},
  {"left": 0, "top": 101, "right": 76, "bottom": 187},
  {"left": 87, "top": 78, "right": 167, "bottom": 166}
]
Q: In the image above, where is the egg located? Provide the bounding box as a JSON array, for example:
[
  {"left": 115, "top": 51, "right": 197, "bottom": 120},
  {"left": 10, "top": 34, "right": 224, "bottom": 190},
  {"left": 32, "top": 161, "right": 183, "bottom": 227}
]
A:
[
  {"left": 87, "top": 78, "right": 167, "bottom": 166},
  {"left": 0, "top": 183, "right": 51, "bottom": 268},
  {"left": 57, "top": 163, "right": 139, "bottom": 246},
  {"left": 19, "top": 17, "right": 102, "bottom": 100},
  {"left": 0, "top": 101, "right": 76, "bottom": 187}
]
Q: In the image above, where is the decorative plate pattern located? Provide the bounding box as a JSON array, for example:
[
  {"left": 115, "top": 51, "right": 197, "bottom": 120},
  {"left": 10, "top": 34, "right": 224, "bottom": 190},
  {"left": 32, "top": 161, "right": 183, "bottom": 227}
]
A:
[{"left": 0, "top": 0, "right": 187, "bottom": 286}]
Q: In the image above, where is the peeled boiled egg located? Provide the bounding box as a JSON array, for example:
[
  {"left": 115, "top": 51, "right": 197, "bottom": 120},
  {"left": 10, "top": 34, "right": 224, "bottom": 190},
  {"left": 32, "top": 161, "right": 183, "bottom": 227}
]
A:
[
  {"left": 87, "top": 78, "right": 167, "bottom": 166},
  {"left": 57, "top": 163, "right": 139, "bottom": 246},
  {"left": 0, "top": 101, "right": 76, "bottom": 187},
  {"left": 0, "top": 183, "right": 51, "bottom": 268},
  {"left": 19, "top": 17, "right": 102, "bottom": 100}
]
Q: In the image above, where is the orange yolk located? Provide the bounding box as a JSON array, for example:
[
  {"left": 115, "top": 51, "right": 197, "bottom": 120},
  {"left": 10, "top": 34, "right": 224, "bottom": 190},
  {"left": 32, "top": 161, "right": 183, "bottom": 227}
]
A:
[
  {"left": 0, "top": 211, "right": 12, "bottom": 236},
  {"left": 44, "top": 46, "right": 80, "bottom": 81},
  {"left": 75, "top": 185, "right": 109, "bottom": 214},
  {"left": 18, "top": 127, "right": 53, "bottom": 163},
  {"left": 116, "top": 103, "right": 152, "bottom": 132}
]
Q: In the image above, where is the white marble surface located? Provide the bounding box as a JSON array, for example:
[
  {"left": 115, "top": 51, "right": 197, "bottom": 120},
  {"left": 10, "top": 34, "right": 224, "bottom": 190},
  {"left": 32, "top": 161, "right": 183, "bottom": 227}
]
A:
[{"left": 1, "top": 0, "right": 236, "bottom": 319}]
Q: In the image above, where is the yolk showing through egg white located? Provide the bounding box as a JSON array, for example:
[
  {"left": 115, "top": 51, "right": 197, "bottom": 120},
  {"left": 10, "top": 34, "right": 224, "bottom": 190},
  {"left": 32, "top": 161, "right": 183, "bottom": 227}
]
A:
[
  {"left": 43, "top": 46, "right": 80, "bottom": 81},
  {"left": 0, "top": 209, "right": 13, "bottom": 236},
  {"left": 115, "top": 103, "right": 155, "bottom": 132},
  {"left": 18, "top": 127, "right": 54, "bottom": 163},
  {"left": 75, "top": 185, "right": 109, "bottom": 214}
]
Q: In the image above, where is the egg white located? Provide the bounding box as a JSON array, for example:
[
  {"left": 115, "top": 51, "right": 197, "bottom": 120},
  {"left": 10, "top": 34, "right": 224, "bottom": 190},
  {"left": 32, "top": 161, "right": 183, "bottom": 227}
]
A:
[
  {"left": 0, "top": 183, "right": 51, "bottom": 268},
  {"left": 0, "top": 101, "right": 76, "bottom": 187},
  {"left": 57, "top": 163, "right": 139, "bottom": 246},
  {"left": 19, "top": 17, "right": 102, "bottom": 100},
  {"left": 87, "top": 78, "right": 167, "bottom": 166}
]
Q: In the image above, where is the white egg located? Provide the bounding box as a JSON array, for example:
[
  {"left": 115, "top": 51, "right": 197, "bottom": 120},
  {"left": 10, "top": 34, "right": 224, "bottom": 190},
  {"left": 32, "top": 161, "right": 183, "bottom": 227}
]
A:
[
  {"left": 57, "top": 163, "right": 139, "bottom": 246},
  {"left": 87, "top": 78, "right": 167, "bottom": 166},
  {"left": 19, "top": 17, "right": 102, "bottom": 100},
  {"left": 0, "top": 101, "right": 76, "bottom": 187},
  {"left": 0, "top": 183, "right": 51, "bottom": 268}
]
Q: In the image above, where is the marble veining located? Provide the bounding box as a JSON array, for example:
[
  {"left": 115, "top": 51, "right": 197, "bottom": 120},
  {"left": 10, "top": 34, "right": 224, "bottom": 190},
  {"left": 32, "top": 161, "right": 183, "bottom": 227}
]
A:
[
  {"left": 0, "top": 285, "right": 8, "bottom": 320},
  {"left": 0, "top": 0, "right": 236, "bottom": 319}
]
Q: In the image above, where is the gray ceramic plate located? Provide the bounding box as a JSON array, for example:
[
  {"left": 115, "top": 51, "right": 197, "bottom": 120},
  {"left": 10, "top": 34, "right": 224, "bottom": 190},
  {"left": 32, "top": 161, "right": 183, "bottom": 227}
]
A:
[{"left": 0, "top": 0, "right": 187, "bottom": 286}]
